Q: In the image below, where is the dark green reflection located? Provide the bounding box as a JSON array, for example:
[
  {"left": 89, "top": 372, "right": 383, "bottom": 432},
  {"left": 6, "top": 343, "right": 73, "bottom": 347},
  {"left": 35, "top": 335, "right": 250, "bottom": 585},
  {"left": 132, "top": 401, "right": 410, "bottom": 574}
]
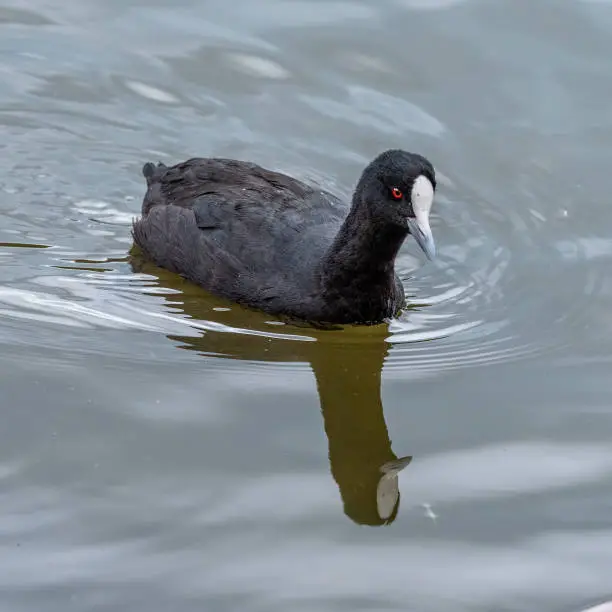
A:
[
  {"left": 0, "top": 242, "right": 50, "bottom": 249},
  {"left": 131, "top": 251, "right": 413, "bottom": 526},
  {"left": 314, "top": 339, "right": 412, "bottom": 525}
]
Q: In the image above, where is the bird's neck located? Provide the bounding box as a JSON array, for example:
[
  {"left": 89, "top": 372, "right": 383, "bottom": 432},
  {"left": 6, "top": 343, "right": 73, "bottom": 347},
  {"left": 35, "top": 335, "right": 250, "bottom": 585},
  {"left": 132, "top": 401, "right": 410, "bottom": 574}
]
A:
[{"left": 318, "top": 200, "right": 407, "bottom": 320}]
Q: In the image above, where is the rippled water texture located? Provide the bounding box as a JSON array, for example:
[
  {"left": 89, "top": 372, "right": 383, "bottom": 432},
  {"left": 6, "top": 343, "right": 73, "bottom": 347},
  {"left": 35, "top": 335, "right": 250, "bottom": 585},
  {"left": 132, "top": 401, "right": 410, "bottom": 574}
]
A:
[{"left": 2, "top": 1, "right": 612, "bottom": 611}]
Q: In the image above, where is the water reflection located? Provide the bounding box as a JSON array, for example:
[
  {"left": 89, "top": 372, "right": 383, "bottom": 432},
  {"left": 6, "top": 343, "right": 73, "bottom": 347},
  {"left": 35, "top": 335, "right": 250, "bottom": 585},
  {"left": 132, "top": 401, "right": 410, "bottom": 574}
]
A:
[{"left": 130, "top": 251, "right": 412, "bottom": 526}]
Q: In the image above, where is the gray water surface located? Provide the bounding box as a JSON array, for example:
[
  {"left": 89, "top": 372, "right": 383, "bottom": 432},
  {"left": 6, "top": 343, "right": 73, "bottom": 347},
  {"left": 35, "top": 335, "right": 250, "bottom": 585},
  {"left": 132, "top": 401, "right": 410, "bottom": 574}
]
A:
[{"left": 2, "top": 1, "right": 612, "bottom": 611}]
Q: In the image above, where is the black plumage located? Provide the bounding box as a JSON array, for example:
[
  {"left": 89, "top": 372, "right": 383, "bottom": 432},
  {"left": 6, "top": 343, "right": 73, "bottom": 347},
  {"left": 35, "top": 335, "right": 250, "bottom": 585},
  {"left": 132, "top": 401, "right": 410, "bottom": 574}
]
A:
[{"left": 132, "top": 149, "right": 436, "bottom": 324}]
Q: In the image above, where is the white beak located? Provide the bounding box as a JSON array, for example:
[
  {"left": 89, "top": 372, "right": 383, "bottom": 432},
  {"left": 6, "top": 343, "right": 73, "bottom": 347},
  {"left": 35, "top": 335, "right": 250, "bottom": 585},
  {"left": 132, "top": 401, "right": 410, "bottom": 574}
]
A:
[{"left": 407, "top": 175, "right": 436, "bottom": 260}]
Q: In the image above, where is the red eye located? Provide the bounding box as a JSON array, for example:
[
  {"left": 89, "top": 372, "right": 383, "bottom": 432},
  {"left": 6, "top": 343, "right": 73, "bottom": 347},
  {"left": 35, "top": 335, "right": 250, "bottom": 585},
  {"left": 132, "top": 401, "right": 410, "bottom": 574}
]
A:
[{"left": 391, "top": 187, "right": 403, "bottom": 200}]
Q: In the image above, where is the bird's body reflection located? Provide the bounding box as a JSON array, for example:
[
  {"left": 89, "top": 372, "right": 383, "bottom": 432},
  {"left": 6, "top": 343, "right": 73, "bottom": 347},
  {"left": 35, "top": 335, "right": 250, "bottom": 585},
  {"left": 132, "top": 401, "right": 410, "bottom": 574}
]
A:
[
  {"left": 312, "top": 338, "right": 412, "bottom": 525},
  {"left": 130, "top": 251, "right": 412, "bottom": 525}
]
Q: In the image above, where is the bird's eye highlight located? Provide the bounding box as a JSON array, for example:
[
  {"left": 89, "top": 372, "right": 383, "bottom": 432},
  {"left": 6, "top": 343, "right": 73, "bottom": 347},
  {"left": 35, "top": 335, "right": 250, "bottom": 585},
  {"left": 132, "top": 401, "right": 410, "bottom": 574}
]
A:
[{"left": 390, "top": 187, "right": 403, "bottom": 200}]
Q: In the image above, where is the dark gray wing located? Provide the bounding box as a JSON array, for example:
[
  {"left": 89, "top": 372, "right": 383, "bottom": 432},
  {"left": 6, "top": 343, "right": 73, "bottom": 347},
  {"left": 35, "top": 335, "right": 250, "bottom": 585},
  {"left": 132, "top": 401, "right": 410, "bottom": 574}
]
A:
[{"left": 133, "top": 157, "right": 349, "bottom": 303}]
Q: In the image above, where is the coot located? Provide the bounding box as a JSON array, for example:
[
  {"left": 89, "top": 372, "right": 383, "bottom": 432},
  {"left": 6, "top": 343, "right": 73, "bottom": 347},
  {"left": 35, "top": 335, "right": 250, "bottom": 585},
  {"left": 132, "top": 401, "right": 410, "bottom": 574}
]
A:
[{"left": 132, "top": 149, "right": 437, "bottom": 324}]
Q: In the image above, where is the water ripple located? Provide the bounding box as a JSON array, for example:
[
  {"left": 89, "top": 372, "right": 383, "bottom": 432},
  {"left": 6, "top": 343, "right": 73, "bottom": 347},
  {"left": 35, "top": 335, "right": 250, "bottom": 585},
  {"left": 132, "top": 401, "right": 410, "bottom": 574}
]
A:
[{"left": 0, "top": 172, "right": 605, "bottom": 377}]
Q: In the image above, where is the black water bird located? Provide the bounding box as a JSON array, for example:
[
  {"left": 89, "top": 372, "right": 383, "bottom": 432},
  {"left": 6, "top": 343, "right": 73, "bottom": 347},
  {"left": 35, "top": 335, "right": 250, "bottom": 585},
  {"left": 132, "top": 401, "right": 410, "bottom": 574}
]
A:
[{"left": 132, "top": 149, "right": 436, "bottom": 324}]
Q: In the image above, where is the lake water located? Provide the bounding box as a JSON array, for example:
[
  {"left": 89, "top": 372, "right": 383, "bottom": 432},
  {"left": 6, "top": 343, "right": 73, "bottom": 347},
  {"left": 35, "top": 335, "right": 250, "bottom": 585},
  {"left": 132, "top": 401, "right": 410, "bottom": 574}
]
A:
[{"left": 1, "top": 0, "right": 612, "bottom": 610}]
